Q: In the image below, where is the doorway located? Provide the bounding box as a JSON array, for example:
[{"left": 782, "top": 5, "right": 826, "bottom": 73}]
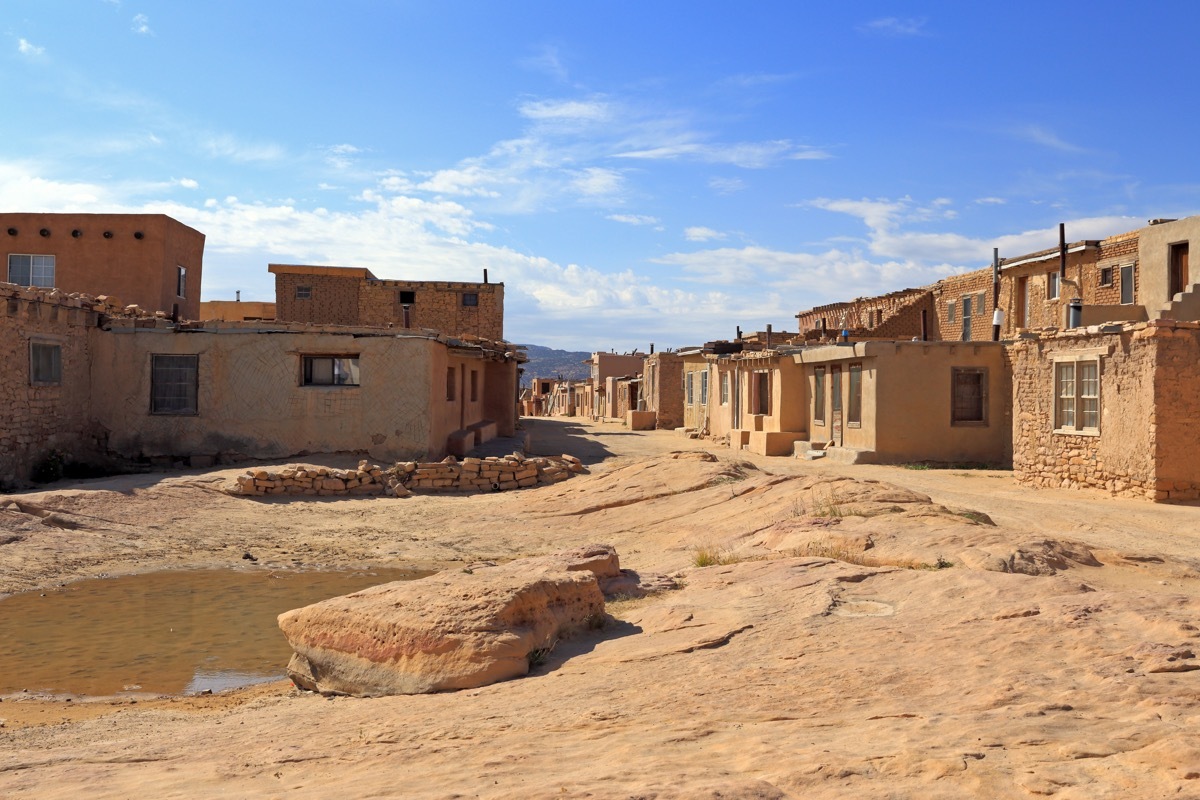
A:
[{"left": 1170, "top": 242, "right": 1190, "bottom": 299}]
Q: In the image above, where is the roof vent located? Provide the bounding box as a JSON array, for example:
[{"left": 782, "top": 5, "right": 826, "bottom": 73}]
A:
[
  {"left": 133, "top": 231, "right": 144, "bottom": 240},
  {"left": 5, "top": 228, "right": 16, "bottom": 236},
  {"left": 39, "top": 228, "right": 50, "bottom": 237},
  {"left": 71, "top": 229, "right": 82, "bottom": 238},
  {"left": 103, "top": 231, "right": 113, "bottom": 238}
]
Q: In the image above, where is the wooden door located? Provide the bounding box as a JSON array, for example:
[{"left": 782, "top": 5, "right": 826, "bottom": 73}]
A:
[
  {"left": 1170, "top": 243, "right": 1190, "bottom": 299},
  {"left": 1015, "top": 277, "right": 1028, "bottom": 328},
  {"left": 831, "top": 366, "right": 843, "bottom": 446}
]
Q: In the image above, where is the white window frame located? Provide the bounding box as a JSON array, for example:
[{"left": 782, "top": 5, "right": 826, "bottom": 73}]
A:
[
  {"left": 8, "top": 254, "right": 56, "bottom": 288},
  {"left": 700, "top": 370, "right": 709, "bottom": 405},
  {"left": 296, "top": 285, "right": 312, "bottom": 300},
  {"left": 720, "top": 372, "right": 730, "bottom": 405},
  {"left": 1047, "top": 271, "right": 1061, "bottom": 300},
  {"left": 1052, "top": 349, "right": 1105, "bottom": 435},
  {"left": 685, "top": 372, "right": 695, "bottom": 405},
  {"left": 1120, "top": 264, "right": 1135, "bottom": 305}
]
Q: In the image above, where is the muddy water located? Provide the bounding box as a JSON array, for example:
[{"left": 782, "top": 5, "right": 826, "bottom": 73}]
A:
[{"left": 0, "top": 567, "right": 428, "bottom": 696}]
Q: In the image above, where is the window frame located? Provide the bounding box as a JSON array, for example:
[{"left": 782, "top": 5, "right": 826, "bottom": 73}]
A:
[
  {"left": 301, "top": 355, "right": 361, "bottom": 387},
  {"left": 847, "top": 362, "right": 862, "bottom": 427},
  {"left": 720, "top": 372, "right": 730, "bottom": 405},
  {"left": 176, "top": 266, "right": 187, "bottom": 298},
  {"left": 1120, "top": 264, "right": 1135, "bottom": 305},
  {"left": 1099, "top": 266, "right": 1114, "bottom": 287},
  {"left": 398, "top": 290, "right": 416, "bottom": 305},
  {"left": 29, "top": 339, "right": 62, "bottom": 386},
  {"left": 700, "top": 370, "right": 709, "bottom": 405},
  {"left": 1047, "top": 271, "right": 1061, "bottom": 300},
  {"left": 150, "top": 354, "right": 199, "bottom": 415},
  {"left": 461, "top": 292, "right": 479, "bottom": 307},
  {"left": 295, "top": 285, "right": 312, "bottom": 300},
  {"left": 961, "top": 295, "right": 973, "bottom": 342},
  {"left": 950, "top": 366, "right": 988, "bottom": 427},
  {"left": 8, "top": 254, "right": 56, "bottom": 288},
  {"left": 947, "top": 300, "right": 956, "bottom": 324},
  {"left": 813, "top": 366, "right": 826, "bottom": 425},
  {"left": 1052, "top": 354, "right": 1101, "bottom": 436}
]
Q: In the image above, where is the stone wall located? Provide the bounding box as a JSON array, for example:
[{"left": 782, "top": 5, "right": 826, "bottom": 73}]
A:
[
  {"left": 1008, "top": 322, "right": 1200, "bottom": 501},
  {"left": 796, "top": 288, "right": 932, "bottom": 340},
  {"left": 0, "top": 284, "right": 106, "bottom": 483},
  {"left": 273, "top": 270, "right": 362, "bottom": 325},
  {"left": 227, "top": 454, "right": 584, "bottom": 497},
  {"left": 359, "top": 280, "right": 503, "bottom": 341}
]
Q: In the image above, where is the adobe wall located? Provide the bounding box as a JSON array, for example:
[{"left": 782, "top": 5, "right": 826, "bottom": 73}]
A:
[
  {"left": 1, "top": 213, "right": 204, "bottom": 319},
  {"left": 681, "top": 358, "right": 709, "bottom": 430},
  {"left": 89, "top": 326, "right": 442, "bottom": 463},
  {"left": 1145, "top": 324, "right": 1200, "bottom": 500},
  {"left": 360, "top": 280, "right": 504, "bottom": 341},
  {"left": 796, "top": 289, "right": 932, "bottom": 340},
  {"left": 643, "top": 353, "right": 682, "bottom": 429},
  {"left": 199, "top": 300, "right": 276, "bottom": 321},
  {"left": 0, "top": 285, "right": 102, "bottom": 483},
  {"left": 1138, "top": 217, "right": 1200, "bottom": 311},
  {"left": 1010, "top": 326, "right": 1161, "bottom": 499},
  {"left": 273, "top": 270, "right": 362, "bottom": 325}
]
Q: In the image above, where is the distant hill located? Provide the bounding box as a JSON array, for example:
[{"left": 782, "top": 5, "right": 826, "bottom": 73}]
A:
[{"left": 519, "top": 344, "right": 592, "bottom": 385}]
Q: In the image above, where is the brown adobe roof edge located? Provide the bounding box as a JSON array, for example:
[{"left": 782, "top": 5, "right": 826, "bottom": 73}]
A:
[{"left": 267, "top": 264, "right": 378, "bottom": 280}]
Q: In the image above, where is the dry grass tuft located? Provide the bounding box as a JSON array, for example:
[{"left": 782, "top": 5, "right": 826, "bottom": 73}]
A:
[{"left": 691, "top": 544, "right": 743, "bottom": 568}]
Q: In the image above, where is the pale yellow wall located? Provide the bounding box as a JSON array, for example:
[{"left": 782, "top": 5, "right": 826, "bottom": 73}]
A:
[
  {"left": 89, "top": 329, "right": 447, "bottom": 462},
  {"left": 1139, "top": 217, "right": 1200, "bottom": 312}
]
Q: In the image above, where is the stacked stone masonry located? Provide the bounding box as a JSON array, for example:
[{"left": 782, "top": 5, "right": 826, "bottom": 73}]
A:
[{"left": 227, "top": 454, "right": 586, "bottom": 498}]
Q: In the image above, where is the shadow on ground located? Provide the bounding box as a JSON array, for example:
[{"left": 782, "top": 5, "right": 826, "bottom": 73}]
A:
[{"left": 521, "top": 418, "right": 616, "bottom": 465}]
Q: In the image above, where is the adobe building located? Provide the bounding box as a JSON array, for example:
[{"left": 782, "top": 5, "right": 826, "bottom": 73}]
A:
[
  {"left": 585, "top": 351, "right": 646, "bottom": 419},
  {"left": 270, "top": 264, "right": 503, "bottom": 340},
  {"left": 640, "top": 351, "right": 684, "bottom": 429},
  {"left": 791, "top": 341, "right": 1012, "bottom": 465},
  {"left": 199, "top": 299, "right": 276, "bottom": 321},
  {"left": 721, "top": 348, "right": 809, "bottom": 457},
  {"left": 0, "top": 283, "right": 521, "bottom": 483},
  {"left": 1010, "top": 320, "right": 1200, "bottom": 501},
  {"left": 2, "top": 213, "right": 204, "bottom": 319}
]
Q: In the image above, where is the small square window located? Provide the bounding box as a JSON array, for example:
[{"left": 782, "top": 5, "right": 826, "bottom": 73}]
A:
[
  {"left": 1099, "top": 267, "right": 1114, "bottom": 287},
  {"left": 30, "top": 341, "right": 62, "bottom": 385},
  {"left": 151, "top": 354, "right": 198, "bottom": 415},
  {"left": 302, "top": 356, "right": 360, "bottom": 386},
  {"left": 462, "top": 292, "right": 479, "bottom": 307},
  {"left": 296, "top": 285, "right": 312, "bottom": 300},
  {"left": 8, "top": 254, "right": 55, "bottom": 288},
  {"left": 398, "top": 290, "right": 416, "bottom": 305}
]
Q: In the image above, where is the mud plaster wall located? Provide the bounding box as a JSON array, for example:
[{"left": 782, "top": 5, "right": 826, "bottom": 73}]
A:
[
  {"left": 1011, "top": 329, "right": 1161, "bottom": 499},
  {"left": 88, "top": 330, "right": 441, "bottom": 463},
  {"left": 1147, "top": 327, "right": 1200, "bottom": 500},
  {"left": 643, "top": 353, "right": 682, "bottom": 429},
  {"left": 0, "top": 289, "right": 101, "bottom": 482}
]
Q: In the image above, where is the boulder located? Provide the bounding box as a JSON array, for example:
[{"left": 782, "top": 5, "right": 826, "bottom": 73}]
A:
[{"left": 278, "top": 559, "right": 606, "bottom": 697}]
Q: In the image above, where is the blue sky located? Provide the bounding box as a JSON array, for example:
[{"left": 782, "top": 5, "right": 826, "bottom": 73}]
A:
[{"left": 3, "top": 1, "right": 1196, "bottom": 350}]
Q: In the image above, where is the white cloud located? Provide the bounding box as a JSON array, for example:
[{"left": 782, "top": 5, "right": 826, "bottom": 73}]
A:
[
  {"left": 177, "top": 177, "right": 199, "bottom": 189},
  {"left": 201, "top": 134, "right": 285, "bottom": 163},
  {"left": 17, "top": 38, "right": 45, "bottom": 57},
  {"left": 519, "top": 44, "right": 569, "bottom": 83},
  {"left": 1012, "top": 124, "right": 1085, "bottom": 154},
  {"left": 607, "top": 214, "right": 660, "bottom": 226},
  {"left": 325, "top": 143, "right": 361, "bottom": 170},
  {"left": 974, "top": 197, "right": 1007, "bottom": 205},
  {"left": 569, "top": 167, "right": 623, "bottom": 198},
  {"left": 519, "top": 99, "right": 610, "bottom": 122},
  {"left": 414, "top": 165, "right": 506, "bottom": 198},
  {"left": 709, "top": 177, "right": 746, "bottom": 194},
  {"left": 615, "top": 139, "right": 828, "bottom": 168},
  {"left": 131, "top": 14, "right": 152, "bottom": 35},
  {"left": 684, "top": 226, "right": 726, "bottom": 242},
  {"left": 859, "top": 17, "right": 928, "bottom": 37}
]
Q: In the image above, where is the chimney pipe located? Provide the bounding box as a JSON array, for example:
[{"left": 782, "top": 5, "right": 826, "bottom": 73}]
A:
[
  {"left": 1059, "top": 223, "right": 1066, "bottom": 281},
  {"left": 736, "top": 325, "right": 742, "bottom": 340},
  {"left": 483, "top": 268, "right": 489, "bottom": 284},
  {"left": 766, "top": 323, "right": 772, "bottom": 349},
  {"left": 650, "top": 343, "right": 654, "bottom": 354},
  {"left": 236, "top": 290, "right": 241, "bottom": 302}
]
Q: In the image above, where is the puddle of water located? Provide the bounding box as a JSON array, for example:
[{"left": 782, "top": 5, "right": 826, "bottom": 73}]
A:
[{"left": 0, "top": 567, "right": 428, "bottom": 697}]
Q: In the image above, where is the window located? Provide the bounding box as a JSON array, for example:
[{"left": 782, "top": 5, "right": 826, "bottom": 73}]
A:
[
  {"left": 947, "top": 300, "right": 956, "bottom": 324},
  {"left": 462, "top": 292, "right": 479, "bottom": 307},
  {"left": 446, "top": 367, "right": 456, "bottom": 401},
  {"left": 176, "top": 266, "right": 187, "bottom": 298},
  {"left": 302, "top": 356, "right": 360, "bottom": 386},
  {"left": 847, "top": 363, "right": 862, "bottom": 426},
  {"left": 30, "top": 341, "right": 61, "bottom": 385},
  {"left": 398, "top": 290, "right": 415, "bottom": 305},
  {"left": 1055, "top": 360, "right": 1099, "bottom": 433},
  {"left": 8, "top": 254, "right": 55, "bottom": 287},
  {"left": 540, "top": 381, "right": 551, "bottom": 394},
  {"left": 470, "top": 369, "right": 479, "bottom": 402},
  {"left": 720, "top": 373, "right": 730, "bottom": 405},
  {"left": 961, "top": 295, "right": 973, "bottom": 342},
  {"left": 753, "top": 371, "right": 770, "bottom": 415},
  {"left": 951, "top": 367, "right": 988, "bottom": 425},
  {"left": 1099, "top": 266, "right": 1114, "bottom": 287},
  {"left": 1120, "top": 264, "right": 1134, "bottom": 305},
  {"left": 685, "top": 372, "right": 694, "bottom": 405},
  {"left": 1047, "top": 271, "right": 1060, "bottom": 300},
  {"left": 814, "top": 367, "right": 826, "bottom": 424},
  {"left": 295, "top": 285, "right": 312, "bottom": 300},
  {"left": 151, "top": 354, "right": 198, "bottom": 415},
  {"left": 700, "top": 370, "right": 709, "bottom": 405}
]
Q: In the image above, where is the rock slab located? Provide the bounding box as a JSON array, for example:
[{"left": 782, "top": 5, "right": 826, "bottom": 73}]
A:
[{"left": 278, "top": 558, "right": 606, "bottom": 697}]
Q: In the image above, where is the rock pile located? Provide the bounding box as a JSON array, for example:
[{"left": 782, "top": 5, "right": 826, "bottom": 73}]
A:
[{"left": 227, "top": 454, "right": 586, "bottom": 497}]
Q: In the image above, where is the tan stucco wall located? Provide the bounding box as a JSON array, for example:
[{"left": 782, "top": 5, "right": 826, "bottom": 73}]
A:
[
  {"left": 795, "top": 342, "right": 1010, "bottom": 464},
  {"left": 199, "top": 300, "right": 276, "bottom": 321},
  {"left": 1138, "top": 217, "right": 1200, "bottom": 312},
  {"left": 89, "top": 328, "right": 443, "bottom": 462}
]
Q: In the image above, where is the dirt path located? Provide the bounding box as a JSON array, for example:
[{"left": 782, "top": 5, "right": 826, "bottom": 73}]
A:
[{"left": 2, "top": 418, "right": 1199, "bottom": 798}]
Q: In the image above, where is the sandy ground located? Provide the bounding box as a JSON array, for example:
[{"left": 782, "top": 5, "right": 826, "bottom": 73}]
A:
[{"left": 3, "top": 418, "right": 1200, "bottom": 798}]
